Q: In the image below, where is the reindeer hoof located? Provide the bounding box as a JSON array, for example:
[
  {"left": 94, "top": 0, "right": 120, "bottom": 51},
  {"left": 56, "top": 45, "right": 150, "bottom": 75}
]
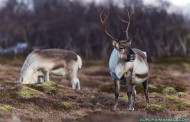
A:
[
  {"left": 127, "top": 107, "right": 134, "bottom": 111},
  {"left": 146, "top": 104, "right": 150, "bottom": 108},
  {"left": 113, "top": 105, "right": 117, "bottom": 111}
]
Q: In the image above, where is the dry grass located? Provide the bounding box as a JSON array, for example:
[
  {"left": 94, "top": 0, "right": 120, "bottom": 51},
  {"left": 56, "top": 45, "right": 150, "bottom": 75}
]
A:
[{"left": 0, "top": 57, "right": 190, "bottom": 121}]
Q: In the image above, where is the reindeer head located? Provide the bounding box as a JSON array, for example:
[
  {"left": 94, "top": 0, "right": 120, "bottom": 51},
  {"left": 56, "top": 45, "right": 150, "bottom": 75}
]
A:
[{"left": 100, "top": 7, "right": 138, "bottom": 60}]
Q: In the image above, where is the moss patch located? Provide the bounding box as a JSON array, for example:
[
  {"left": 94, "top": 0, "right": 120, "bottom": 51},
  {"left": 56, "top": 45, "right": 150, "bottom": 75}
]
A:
[
  {"left": 0, "top": 105, "right": 15, "bottom": 112},
  {"left": 149, "top": 75, "right": 165, "bottom": 81},
  {"left": 25, "top": 109, "right": 38, "bottom": 113},
  {"left": 43, "top": 87, "right": 56, "bottom": 94},
  {"left": 120, "top": 95, "right": 128, "bottom": 101},
  {"left": 179, "top": 101, "right": 190, "bottom": 110},
  {"left": 136, "top": 84, "right": 164, "bottom": 93},
  {"left": 176, "top": 92, "right": 187, "bottom": 97},
  {"left": 59, "top": 102, "right": 72, "bottom": 110},
  {"left": 175, "top": 87, "right": 186, "bottom": 92},
  {"left": 28, "top": 81, "right": 57, "bottom": 94},
  {"left": 163, "top": 96, "right": 181, "bottom": 110},
  {"left": 98, "top": 83, "right": 126, "bottom": 93},
  {"left": 41, "top": 81, "right": 56, "bottom": 87},
  {"left": 163, "top": 87, "right": 176, "bottom": 95},
  {"left": 18, "top": 86, "right": 44, "bottom": 98},
  {"left": 156, "top": 57, "right": 190, "bottom": 64},
  {"left": 164, "top": 96, "right": 180, "bottom": 103},
  {"left": 147, "top": 104, "right": 163, "bottom": 112},
  {"left": 150, "top": 92, "right": 161, "bottom": 96}
]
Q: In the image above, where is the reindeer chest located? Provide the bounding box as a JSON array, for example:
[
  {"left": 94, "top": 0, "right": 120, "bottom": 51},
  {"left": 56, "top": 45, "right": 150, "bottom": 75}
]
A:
[
  {"left": 109, "top": 49, "right": 134, "bottom": 79},
  {"left": 110, "top": 61, "right": 133, "bottom": 79}
]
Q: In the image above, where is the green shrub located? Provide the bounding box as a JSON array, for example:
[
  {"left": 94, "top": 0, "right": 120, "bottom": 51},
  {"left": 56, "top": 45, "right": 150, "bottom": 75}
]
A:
[
  {"left": 18, "top": 86, "right": 43, "bottom": 98},
  {"left": 0, "top": 105, "right": 15, "bottom": 112},
  {"left": 163, "top": 87, "right": 176, "bottom": 94},
  {"left": 147, "top": 104, "right": 163, "bottom": 112}
]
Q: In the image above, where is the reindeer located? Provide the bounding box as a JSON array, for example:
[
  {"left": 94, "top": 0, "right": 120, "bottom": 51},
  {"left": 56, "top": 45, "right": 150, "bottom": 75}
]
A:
[
  {"left": 100, "top": 7, "right": 149, "bottom": 111},
  {"left": 16, "top": 49, "right": 82, "bottom": 90}
]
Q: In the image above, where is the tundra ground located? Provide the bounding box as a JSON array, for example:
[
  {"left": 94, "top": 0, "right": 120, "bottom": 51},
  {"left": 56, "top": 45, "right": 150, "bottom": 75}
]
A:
[{"left": 0, "top": 56, "right": 190, "bottom": 121}]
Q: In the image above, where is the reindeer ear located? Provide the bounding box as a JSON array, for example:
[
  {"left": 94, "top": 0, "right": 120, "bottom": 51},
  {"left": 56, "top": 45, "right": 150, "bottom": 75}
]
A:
[
  {"left": 128, "top": 40, "right": 132, "bottom": 45},
  {"left": 112, "top": 41, "right": 119, "bottom": 49}
]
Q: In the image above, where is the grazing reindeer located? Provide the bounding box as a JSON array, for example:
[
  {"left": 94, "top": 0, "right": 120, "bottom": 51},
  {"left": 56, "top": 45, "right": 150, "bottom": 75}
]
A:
[
  {"left": 16, "top": 49, "right": 82, "bottom": 90},
  {"left": 100, "top": 7, "right": 149, "bottom": 111}
]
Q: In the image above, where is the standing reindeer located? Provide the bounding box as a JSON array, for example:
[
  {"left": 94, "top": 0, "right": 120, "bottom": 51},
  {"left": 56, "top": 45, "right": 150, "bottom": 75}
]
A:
[
  {"left": 16, "top": 49, "right": 82, "bottom": 90},
  {"left": 100, "top": 7, "right": 149, "bottom": 111}
]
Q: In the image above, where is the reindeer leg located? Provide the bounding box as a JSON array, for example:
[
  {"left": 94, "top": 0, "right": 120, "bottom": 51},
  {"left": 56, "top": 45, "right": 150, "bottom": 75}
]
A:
[
  {"left": 142, "top": 79, "right": 150, "bottom": 108},
  {"left": 132, "top": 85, "right": 136, "bottom": 105},
  {"left": 113, "top": 78, "right": 120, "bottom": 111},
  {"left": 44, "top": 71, "right": 50, "bottom": 82},
  {"left": 125, "top": 72, "right": 134, "bottom": 111}
]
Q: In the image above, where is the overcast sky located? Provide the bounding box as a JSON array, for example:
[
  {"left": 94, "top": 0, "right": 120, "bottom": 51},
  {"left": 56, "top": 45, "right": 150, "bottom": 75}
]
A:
[
  {"left": 144, "top": 0, "right": 190, "bottom": 7},
  {"left": 82, "top": 0, "right": 190, "bottom": 7},
  {"left": 1, "top": 0, "right": 190, "bottom": 11}
]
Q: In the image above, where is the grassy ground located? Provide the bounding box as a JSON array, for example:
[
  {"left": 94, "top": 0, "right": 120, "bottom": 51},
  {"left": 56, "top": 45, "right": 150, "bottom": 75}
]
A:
[{"left": 0, "top": 57, "right": 190, "bottom": 121}]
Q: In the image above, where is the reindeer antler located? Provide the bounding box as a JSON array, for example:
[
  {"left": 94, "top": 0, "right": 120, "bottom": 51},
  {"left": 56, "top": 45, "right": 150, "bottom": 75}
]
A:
[
  {"left": 100, "top": 10, "right": 118, "bottom": 41},
  {"left": 117, "top": 7, "right": 133, "bottom": 41}
]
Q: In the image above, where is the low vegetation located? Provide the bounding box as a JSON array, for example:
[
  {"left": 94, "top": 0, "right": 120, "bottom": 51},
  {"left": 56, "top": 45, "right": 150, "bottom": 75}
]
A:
[
  {"left": 176, "top": 92, "right": 187, "bottom": 97},
  {"left": 18, "top": 86, "right": 44, "bottom": 98},
  {"left": 0, "top": 105, "right": 15, "bottom": 112},
  {"left": 147, "top": 104, "right": 163, "bottom": 112},
  {"left": 28, "top": 81, "right": 57, "bottom": 94},
  {"left": 163, "top": 87, "right": 176, "bottom": 94},
  {"left": 0, "top": 58, "right": 190, "bottom": 121}
]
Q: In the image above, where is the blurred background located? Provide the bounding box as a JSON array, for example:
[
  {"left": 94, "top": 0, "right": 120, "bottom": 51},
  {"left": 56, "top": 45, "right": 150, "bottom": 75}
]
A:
[{"left": 0, "top": 0, "right": 190, "bottom": 61}]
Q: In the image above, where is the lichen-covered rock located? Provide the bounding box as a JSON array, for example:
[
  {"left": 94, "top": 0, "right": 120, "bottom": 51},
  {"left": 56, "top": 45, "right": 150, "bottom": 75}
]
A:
[
  {"left": 0, "top": 105, "right": 15, "bottom": 112},
  {"left": 176, "top": 92, "right": 187, "bottom": 97},
  {"left": 163, "top": 87, "right": 176, "bottom": 94},
  {"left": 18, "top": 86, "right": 44, "bottom": 98},
  {"left": 147, "top": 104, "right": 163, "bottom": 112}
]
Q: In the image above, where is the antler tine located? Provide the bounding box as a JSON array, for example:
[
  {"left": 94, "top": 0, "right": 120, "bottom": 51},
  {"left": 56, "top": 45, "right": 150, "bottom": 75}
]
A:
[
  {"left": 117, "top": 15, "right": 129, "bottom": 24},
  {"left": 131, "top": 28, "right": 138, "bottom": 40},
  {"left": 100, "top": 10, "right": 118, "bottom": 41},
  {"left": 117, "top": 7, "right": 133, "bottom": 41}
]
